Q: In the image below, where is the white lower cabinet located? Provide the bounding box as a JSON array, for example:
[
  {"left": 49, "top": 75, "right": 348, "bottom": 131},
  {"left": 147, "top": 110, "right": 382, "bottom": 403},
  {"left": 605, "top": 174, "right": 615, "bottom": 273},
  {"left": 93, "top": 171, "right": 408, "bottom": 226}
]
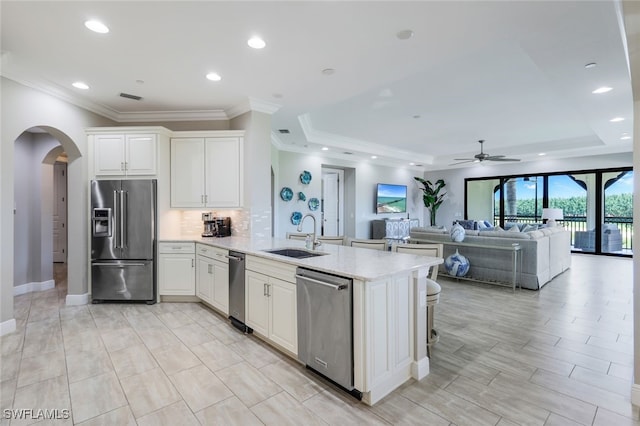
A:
[
  {"left": 195, "top": 244, "right": 229, "bottom": 315},
  {"left": 158, "top": 243, "right": 195, "bottom": 296},
  {"left": 245, "top": 258, "right": 297, "bottom": 355}
]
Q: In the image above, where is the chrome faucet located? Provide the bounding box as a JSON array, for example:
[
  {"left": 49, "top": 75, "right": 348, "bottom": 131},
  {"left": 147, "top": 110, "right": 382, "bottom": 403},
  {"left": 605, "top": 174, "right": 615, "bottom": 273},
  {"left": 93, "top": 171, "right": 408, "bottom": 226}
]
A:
[{"left": 297, "top": 214, "right": 322, "bottom": 249}]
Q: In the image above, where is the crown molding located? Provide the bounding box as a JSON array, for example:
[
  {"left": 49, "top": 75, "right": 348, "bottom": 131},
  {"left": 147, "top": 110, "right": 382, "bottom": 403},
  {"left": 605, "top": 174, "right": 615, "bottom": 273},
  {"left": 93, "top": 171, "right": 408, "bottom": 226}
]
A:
[
  {"left": 114, "top": 109, "right": 228, "bottom": 122},
  {"left": 270, "top": 131, "right": 288, "bottom": 150},
  {"left": 2, "top": 72, "right": 122, "bottom": 121},
  {"left": 227, "top": 97, "right": 282, "bottom": 119}
]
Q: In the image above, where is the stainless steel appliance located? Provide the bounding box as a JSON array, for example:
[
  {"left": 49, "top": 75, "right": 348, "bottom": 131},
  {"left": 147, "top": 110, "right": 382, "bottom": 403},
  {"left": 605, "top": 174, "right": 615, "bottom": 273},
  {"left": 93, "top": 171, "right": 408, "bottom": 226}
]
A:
[
  {"left": 91, "top": 179, "right": 157, "bottom": 303},
  {"left": 202, "top": 213, "right": 231, "bottom": 238},
  {"left": 228, "top": 251, "right": 251, "bottom": 333},
  {"left": 296, "top": 268, "right": 360, "bottom": 398}
]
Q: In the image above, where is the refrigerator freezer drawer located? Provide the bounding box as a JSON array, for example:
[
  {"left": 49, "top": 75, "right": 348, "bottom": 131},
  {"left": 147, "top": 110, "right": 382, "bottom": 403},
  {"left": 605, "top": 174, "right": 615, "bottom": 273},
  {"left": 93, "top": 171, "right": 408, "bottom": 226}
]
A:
[{"left": 91, "top": 260, "right": 155, "bottom": 303}]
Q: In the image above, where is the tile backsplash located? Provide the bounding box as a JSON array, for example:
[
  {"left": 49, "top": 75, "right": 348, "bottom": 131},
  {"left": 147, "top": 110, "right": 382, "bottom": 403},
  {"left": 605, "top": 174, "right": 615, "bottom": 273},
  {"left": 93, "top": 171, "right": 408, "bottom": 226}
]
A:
[{"left": 177, "top": 208, "right": 269, "bottom": 239}]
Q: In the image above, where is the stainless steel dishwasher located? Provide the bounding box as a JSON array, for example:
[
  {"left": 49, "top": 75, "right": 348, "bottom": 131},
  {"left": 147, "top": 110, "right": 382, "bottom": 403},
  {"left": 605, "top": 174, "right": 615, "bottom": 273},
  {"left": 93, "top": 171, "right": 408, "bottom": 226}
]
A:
[
  {"left": 296, "top": 267, "right": 360, "bottom": 398},
  {"left": 228, "top": 251, "right": 252, "bottom": 333}
]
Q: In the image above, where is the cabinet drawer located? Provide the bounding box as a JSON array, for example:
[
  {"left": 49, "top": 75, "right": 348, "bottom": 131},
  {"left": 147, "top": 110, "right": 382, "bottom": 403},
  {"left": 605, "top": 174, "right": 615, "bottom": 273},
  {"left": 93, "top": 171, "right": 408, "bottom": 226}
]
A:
[
  {"left": 246, "top": 255, "right": 297, "bottom": 283},
  {"left": 196, "top": 243, "right": 228, "bottom": 262},
  {"left": 159, "top": 242, "right": 195, "bottom": 254}
]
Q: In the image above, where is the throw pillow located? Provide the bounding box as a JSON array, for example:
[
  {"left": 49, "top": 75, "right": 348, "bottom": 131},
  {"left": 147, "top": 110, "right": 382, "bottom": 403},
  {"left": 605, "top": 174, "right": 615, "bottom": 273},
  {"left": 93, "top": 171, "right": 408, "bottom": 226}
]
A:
[
  {"left": 477, "top": 220, "right": 487, "bottom": 229},
  {"left": 483, "top": 220, "right": 493, "bottom": 228},
  {"left": 507, "top": 225, "right": 520, "bottom": 232},
  {"left": 494, "top": 226, "right": 504, "bottom": 231},
  {"left": 522, "top": 224, "right": 537, "bottom": 232}
]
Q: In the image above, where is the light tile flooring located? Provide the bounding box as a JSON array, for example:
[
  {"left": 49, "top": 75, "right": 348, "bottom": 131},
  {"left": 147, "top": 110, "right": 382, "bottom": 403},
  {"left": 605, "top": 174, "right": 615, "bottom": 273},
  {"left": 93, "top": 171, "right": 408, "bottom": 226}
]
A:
[{"left": 0, "top": 254, "right": 637, "bottom": 425}]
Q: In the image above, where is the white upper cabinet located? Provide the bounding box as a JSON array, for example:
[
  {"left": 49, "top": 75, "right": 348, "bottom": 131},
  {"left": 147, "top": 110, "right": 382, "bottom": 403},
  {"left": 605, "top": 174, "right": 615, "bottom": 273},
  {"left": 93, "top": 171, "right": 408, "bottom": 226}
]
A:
[
  {"left": 170, "top": 138, "right": 206, "bottom": 208},
  {"left": 93, "top": 133, "right": 157, "bottom": 176},
  {"left": 170, "top": 131, "right": 244, "bottom": 208}
]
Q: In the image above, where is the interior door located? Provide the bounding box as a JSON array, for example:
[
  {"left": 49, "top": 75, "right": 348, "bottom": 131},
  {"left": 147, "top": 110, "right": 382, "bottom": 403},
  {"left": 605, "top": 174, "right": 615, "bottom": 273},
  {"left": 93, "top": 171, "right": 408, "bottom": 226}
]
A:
[
  {"left": 53, "top": 162, "right": 67, "bottom": 263},
  {"left": 322, "top": 170, "right": 340, "bottom": 236}
]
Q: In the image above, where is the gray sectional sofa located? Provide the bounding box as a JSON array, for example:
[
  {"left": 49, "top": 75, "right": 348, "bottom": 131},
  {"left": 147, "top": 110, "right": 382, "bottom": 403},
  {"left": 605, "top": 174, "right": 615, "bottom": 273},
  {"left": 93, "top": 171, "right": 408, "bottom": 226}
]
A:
[{"left": 409, "top": 226, "right": 571, "bottom": 290}]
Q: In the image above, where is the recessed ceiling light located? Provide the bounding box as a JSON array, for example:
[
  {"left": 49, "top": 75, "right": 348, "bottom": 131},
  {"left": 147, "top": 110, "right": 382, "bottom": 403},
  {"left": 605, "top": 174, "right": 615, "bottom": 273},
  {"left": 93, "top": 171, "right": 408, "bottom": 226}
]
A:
[
  {"left": 592, "top": 86, "right": 612, "bottom": 94},
  {"left": 321, "top": 147, "right": 329, "bottom": 151},
  {"left": 84, "top": 20, "right": 109, "bottom": 34},
  {"left": 371, "top": 155, "right": 377, "bottom": 159},
  {"left": 136, "top": 79, "right": 144, "bottom": 84},
  {"left": 247, "top": 37, "right": 266, "bottom": 49},
  {"left": 610, "top": 117, "right": 624, "bottom": 122},
  {"left": 621, "top": 135, "right": 632, "bottom": 140},
  {"left": 322, "top": 68, "right": 335, "bottom": 76},
  {"left": 72, "top": 81, "right": 89, "bottom": 90},
  {"left": 584, "top": 62, "right": 597, "bottom": 69},
  {"left": 538, "top": 153, "right": 546, "bottom": 156},
  {"left": 343, "top": 151, "right": 353, "bottom": 155},
  {"left": 206, "top": 72, "right": 221, "bottom": 81},
  {"left": 413, "top": 115, "right": 421, "bottom": 119},
  {"left": 396, "top": 29, "right": 414, "bottom": 40},
  {"left": 409, "top": 162, "right": 415, "bottom": 166},
  {"left": 272, "top": 93, "right": 283, "bottom": 99}
]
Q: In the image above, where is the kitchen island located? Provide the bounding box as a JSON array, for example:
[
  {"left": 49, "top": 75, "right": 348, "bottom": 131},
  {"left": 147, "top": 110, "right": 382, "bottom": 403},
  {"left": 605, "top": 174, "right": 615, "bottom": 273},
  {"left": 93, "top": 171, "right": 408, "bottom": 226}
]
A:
[{"left": 159, "top": 236, "right": 442, "bottom": 405}]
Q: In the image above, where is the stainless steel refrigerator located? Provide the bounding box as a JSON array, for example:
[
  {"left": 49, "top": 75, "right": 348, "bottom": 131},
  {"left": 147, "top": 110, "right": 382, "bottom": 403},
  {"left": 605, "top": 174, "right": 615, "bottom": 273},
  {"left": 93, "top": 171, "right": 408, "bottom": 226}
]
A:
[{"left": 91, "top": 179, "right": 157, "bottom": 303}]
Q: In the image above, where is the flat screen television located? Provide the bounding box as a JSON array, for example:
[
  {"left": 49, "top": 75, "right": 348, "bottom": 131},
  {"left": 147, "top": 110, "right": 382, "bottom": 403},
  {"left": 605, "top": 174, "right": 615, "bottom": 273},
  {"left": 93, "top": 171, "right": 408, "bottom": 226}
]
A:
[{"left": 376, "top": 183, "right": 407, "bottom": 214}]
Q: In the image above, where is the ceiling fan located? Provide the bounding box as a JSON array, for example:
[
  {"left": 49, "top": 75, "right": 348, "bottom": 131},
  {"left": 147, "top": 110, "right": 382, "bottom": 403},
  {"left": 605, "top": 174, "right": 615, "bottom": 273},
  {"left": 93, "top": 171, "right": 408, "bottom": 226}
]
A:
[{"left": 450, "top": 140, "right": 521, "bottom": 165}]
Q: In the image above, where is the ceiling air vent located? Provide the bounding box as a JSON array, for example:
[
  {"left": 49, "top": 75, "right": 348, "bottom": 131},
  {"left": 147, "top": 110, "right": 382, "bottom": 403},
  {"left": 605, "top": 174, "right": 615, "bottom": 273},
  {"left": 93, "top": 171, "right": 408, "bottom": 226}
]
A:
[
  {"left": 119, "top": 92, "right": 143, "bottom": 101},
  {"left": 278, "top": 129, "right": 290, "bottom": 134}
]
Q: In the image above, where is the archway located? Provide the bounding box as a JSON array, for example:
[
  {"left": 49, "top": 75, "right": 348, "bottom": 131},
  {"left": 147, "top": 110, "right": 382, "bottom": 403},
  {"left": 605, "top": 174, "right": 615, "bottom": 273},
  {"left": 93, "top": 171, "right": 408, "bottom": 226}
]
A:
[{"left": 11, "top": 126, "right": 81, "bottom": 305}]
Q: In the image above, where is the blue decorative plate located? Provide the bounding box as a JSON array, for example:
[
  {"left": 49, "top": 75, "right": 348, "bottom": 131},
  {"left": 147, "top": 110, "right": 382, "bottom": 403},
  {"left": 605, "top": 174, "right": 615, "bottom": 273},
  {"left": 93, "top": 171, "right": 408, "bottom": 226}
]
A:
[
  {"left": 308, "top": 197, "right": 320, "bottom": 211},
  {"left": 291, "top": 211, "right": 303, "bottom": 225},
  {"left": 300, "top": 170, "right": 312, "bottom": 185},
  {"left": 280, "top": 187, "right": 293, "bottom": 201},
  {"left": 298, "top": 192, "right": 306, "bottom": 201}
]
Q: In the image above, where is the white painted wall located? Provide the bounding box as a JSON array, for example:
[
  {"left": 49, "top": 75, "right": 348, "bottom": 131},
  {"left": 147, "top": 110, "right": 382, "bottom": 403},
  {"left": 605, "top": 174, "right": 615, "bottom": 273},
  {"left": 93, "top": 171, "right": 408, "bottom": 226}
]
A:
[
  {"left": 13, "top": 132, "right": 61, "bottom": 287},
  {"left": 231, "top": 111, "right": 272, "bottom": 238},
  {"left": 422, "top": 153, "right": 633, "bottom": 228},
  {"left": 274, "top": 151, "right": 424, "bottom": 238},
  {"left": 1, "top": 77, "right": 115, "bottom": 325}
]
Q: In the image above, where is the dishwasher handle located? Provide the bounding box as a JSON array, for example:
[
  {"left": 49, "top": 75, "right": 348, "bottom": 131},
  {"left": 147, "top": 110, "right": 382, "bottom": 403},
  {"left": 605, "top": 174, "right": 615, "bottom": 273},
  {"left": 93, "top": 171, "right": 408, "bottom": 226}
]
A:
[
  {"left": 226, "top": 254, "right": 243, "bottom": 262},
  {"left": 295, "top": 274, "right": 348, "bottom": 291}
]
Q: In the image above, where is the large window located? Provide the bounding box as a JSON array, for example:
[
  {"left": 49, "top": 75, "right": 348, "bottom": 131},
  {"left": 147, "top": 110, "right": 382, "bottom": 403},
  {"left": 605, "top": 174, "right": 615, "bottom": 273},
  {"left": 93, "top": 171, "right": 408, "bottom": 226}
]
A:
[{"left": 465, "top": 167, "right": 632, "bottom": 256}]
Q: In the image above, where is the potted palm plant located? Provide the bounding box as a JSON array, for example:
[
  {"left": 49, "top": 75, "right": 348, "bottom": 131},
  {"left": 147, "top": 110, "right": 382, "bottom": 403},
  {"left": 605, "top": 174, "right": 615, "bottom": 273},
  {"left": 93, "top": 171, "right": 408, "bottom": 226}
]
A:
[{"left": 414, "top": 177, "right": 447, "bottom": 226}]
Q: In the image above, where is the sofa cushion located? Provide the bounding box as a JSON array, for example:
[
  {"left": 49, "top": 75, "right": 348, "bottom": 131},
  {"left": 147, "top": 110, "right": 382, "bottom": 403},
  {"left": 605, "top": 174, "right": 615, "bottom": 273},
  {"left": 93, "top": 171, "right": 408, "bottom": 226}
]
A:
[
  {"left": 508, "top": 226, "right": 520, "bottom": 233},
  {"left": 475, "top": 230, "right": 532, "bottom": 239},
  {"left": 454, "top": 220, "right": 476, "bottom": 230}
]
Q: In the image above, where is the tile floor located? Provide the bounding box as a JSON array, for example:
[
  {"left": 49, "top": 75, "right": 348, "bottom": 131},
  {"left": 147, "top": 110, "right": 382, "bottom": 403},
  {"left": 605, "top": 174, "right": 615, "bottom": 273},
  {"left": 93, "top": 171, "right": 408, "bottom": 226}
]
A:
[{"left": 0, "top": 254, "right": 637, "bottom": 425}]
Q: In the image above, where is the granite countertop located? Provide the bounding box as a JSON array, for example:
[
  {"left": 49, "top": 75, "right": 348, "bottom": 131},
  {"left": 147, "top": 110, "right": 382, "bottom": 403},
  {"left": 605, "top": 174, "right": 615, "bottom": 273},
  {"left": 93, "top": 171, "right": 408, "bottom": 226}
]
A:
[{"left": 160, "top": 236, "right": 442, "bottom": 282}]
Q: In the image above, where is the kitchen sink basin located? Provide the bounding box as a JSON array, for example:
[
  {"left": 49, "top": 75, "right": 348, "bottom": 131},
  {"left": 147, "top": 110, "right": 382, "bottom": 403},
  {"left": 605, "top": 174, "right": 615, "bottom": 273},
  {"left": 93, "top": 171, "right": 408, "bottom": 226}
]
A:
[{"left": 264, "top": 248, "right": 328, "bottom": 259}]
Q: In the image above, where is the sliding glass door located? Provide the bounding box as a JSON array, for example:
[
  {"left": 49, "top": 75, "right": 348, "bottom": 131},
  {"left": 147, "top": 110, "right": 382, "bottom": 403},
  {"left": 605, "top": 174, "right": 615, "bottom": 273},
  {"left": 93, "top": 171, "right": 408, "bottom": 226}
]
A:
[{"left": 465, "top": 167, "right": 632, "bottom": 257}]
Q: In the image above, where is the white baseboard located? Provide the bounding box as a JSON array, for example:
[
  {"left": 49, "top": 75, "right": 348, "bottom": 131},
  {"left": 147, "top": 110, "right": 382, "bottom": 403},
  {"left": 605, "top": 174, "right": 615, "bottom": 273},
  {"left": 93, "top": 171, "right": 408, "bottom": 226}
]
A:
[
  {"left": 66, "top": 293, "right": 89, "bottom": 306},
  {"left": 0, "top": 319, "right": 16, "bottom": 336},
  {"left": 411, "top": 357, "right": 430, "bottom": 381},
  {"left": 631, "top": 384, "right": 640, "bottom": 406},
  {"left": 13, "top": 279, "right": 55, "bottom": 296}
]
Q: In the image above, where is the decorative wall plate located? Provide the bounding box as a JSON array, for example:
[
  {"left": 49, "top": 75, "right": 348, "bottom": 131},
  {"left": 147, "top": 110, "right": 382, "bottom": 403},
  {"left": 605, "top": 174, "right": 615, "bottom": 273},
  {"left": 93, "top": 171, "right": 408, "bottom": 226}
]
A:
[
  {"left": 291, "top": 211, "right": 303, "bottom": 225},
  {"left": 298, "top": 192, "right": 306, "bottom": 201},
  {"left": 280, "top": 187, "right": 293, "bottom": 201},
  {"left": 300, "top": 170, "right": 312, "bottom": 185},
  {"left": 308, "top": 197, "right": 320, "bottom": 211}
]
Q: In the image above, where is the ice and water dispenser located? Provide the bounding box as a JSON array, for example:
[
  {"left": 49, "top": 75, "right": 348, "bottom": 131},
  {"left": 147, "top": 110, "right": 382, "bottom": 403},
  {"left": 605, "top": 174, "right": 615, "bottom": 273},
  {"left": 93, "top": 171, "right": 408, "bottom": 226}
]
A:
[{"left": 92, "top": 208, "right": 112, "bottom": 237}]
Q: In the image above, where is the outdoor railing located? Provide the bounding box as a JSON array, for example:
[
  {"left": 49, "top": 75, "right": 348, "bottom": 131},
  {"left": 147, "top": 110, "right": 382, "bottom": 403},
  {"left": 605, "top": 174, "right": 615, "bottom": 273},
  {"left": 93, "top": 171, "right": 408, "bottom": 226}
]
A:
[{"left": 494, "top": 215, "right": 633, "bottom": 252}]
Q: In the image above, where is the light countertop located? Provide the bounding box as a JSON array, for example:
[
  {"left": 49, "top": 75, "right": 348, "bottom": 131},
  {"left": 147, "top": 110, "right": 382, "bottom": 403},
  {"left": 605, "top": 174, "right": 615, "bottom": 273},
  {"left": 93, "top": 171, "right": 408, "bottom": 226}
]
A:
[{"left": 160, "top": 236, "right": 442, "bottom": 282}]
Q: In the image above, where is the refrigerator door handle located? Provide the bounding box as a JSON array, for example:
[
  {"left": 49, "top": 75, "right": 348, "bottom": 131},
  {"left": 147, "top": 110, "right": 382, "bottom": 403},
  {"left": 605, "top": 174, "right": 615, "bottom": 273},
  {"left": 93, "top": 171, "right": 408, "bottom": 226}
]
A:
[
  {"left": 92, "top": 262, "right": 147, "bottom": 267},
  {"left": 121, "top": 190, "right": 128, "bottom": 248},
  {"left": 113, "top": 190, "right": 120, "bottom": 249}
]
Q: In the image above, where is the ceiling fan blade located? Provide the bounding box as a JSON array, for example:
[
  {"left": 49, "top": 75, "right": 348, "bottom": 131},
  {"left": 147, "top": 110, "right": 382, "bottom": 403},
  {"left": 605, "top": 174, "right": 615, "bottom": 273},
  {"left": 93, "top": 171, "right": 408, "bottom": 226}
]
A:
[
  {"left": 487, "top": 157, "right": 521, "bottom": 162},
  {"left": 485, "top": 155, "right": 505, "bottom": 159},
  {"left": 449, "top": 159, "right": 476, "bottom": 165}
]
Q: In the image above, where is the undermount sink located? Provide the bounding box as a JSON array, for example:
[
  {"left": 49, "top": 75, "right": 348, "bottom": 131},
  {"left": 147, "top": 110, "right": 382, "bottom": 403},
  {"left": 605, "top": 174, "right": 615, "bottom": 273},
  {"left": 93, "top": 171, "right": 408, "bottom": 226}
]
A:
[{"left": 264, "top": 248, "right": 328, "bottom": 259}]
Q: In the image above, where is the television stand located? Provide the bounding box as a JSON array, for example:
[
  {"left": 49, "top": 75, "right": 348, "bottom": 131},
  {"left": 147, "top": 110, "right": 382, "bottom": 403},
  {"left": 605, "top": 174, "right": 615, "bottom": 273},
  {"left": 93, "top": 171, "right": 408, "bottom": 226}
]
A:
[{"left": 371, "top": 218, "right": 420, "bottom": 243}]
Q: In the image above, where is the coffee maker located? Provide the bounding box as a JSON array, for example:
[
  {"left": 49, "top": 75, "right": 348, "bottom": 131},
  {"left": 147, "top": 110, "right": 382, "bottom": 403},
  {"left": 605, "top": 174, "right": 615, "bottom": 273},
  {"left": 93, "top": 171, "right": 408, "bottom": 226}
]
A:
[{"left": 202, "top": 213, "right": 231, "bottom": 238}]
